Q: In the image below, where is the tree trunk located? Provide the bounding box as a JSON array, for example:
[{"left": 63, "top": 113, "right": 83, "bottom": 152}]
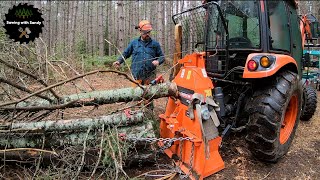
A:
[
  {"left": 117, "top": 1, "right": 125, "bottom": 52},
  {"left": 71, "top": 1, "right": 79, "bottom": 57},
  {"left": 99, "top": 1, "right": 105, "bottom": 56},
  {"left": 134, "top": 1, "right": 139, "bottom": 32},
  {"left": 149, "top": 2, "right": 156, "bottom": 36},
  {"left": 54, "top": 1, "right": 59, "bottom": 56},
  {"left": 108, "top": 2, "right": 113, "bottom": 55},
  {"left": 86, "top": 2, "right": 90, "bottom": 55},
  {"left": 34, "top": 2, "right": 43, "bottom": 64},
  {"left": 47, "top": 1, "right": 51, "bottom": 55},
  {"left": 3, "top": 111, "right": 145, "bottom": 132},
  {"left": 0, "top": 119, "right": 155, "bottom": 149},
  {"left": 90, "top": 2, "right": 94, "bottom": 56},
  {"left": 82, "top": 1, "right": 85, "bottom": 53},
  {"left": 180, "top": 0, "right": 184, "bottom": 12},
  {"left": 66, "top": 2, "right": 71, "bottom": 57},
  {"left": 157, "top": 1, "right": 165, "bottom": 50},
  {"left": 94, "top": 1, "right": 98, "bottom": 56},
  {"left": 144, "top": 2, "right": 149, "bottom": 22},
  {"left": 62, "top": 1, "right": 67, "bottom": 57},
  {"left": 8, "top": 82, "right": 177, "bottom": 111},
  {"left": 176, "top": 1, "right": 179, "bottom": 14}
]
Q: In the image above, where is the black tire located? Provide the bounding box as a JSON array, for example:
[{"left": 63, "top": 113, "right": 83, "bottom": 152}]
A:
[
  {"left": 246, "top": 71, "right": 302, "bottom": 162},
  {"left": 300, "top": 86, "right": 317, "bottom": 121}
]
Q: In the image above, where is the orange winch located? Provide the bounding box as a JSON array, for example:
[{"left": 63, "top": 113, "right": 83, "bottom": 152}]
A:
[{"left": 159, "top": 53, "right": 224, "bottom": 180}]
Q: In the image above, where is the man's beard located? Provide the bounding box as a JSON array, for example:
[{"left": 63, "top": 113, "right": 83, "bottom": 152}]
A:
[{"left": 143, "top": 35, "right": 150, "bottom": 40}]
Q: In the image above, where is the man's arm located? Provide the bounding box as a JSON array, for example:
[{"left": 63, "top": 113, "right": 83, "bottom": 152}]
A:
[{"left": 117, "top": 41, "right": 134, "bottom": 64}]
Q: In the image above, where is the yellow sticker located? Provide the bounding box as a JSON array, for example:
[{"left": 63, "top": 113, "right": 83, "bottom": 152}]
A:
[
  {"left": 204, "top": 89, "right": 212, "bottom": 97},
  {"left": 186, "top": 71, "right": 192, "bottom": 80}
]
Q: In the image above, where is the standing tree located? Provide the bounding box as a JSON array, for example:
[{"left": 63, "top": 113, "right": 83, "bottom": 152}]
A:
[
  {"left": 117, "top": 1, "right": 125, "bottom": 52},
  {"left": 90, "top": 2, "right": 94, "bottom": 56},
  {"left": 99, "top": 1, "right": 105, "bottom": 56},
  {"left": 47, "top": 0, "right": 51, "bottom": 55}
]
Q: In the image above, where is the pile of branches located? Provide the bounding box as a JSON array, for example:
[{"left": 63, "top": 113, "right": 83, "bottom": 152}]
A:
[{"left": 0, "top": 36, "right": 178, "bottom": 179}]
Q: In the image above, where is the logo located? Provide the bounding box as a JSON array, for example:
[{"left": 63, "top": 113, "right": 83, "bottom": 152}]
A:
[{"left": 3, "top": 3, "right": 44, "bottom": 44}]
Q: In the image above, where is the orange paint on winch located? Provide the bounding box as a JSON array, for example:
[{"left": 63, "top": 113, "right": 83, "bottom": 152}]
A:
[{"left": 159, "top": 53, "right": 224, "bottom": 179}]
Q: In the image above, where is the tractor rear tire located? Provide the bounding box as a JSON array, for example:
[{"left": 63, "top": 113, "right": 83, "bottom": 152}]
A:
[
  {"left": 300, "top": 86, "right": 317, "bottom": 121},
  {"left": 246, "top": 71, "right": 302, "bottom": 162}
]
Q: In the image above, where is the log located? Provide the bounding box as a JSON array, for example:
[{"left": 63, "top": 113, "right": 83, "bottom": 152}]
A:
[
  {"left": 2, "top": 82, "right": 177, "bottom": 111},
  {"left": 0, "top": 119, "right": 155, "bottom": 149},
  {"left": 0, "top": 111, "right": 146, "bottom": 132}
]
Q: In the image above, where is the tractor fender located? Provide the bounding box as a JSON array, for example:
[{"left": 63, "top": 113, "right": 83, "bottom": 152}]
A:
[{"left": 243, "top": 53, "right": 298, "bottom": 78}]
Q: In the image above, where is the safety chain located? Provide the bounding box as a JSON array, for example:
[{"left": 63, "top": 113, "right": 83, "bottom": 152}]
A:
[
  {"left": 180, "top": 142, "right": 195, "bottom": 179},
  {"left": 127, "top": 137, "right": 193, "bottom": 152}
]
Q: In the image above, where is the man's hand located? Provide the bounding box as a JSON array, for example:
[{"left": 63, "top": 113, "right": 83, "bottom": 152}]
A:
[
  {"left": 113, "top": 61, "right": 120, "bottom": 68},
  {"left": 152, "top": 60, "right": 159, "bottom": 66}
]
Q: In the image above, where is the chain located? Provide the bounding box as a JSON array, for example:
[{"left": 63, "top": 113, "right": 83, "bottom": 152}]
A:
[
  {"left": 127, "top": 136, "right": 193, "bottom": 152},
  {"left": 180, "top": 142, "right": 195, "bottom": 179},
  {"left": 127, "top": 137, "right": 192, "bottom": 144},
  {"left": 179, "top": 139, "right": 183, "bottom": 161}
]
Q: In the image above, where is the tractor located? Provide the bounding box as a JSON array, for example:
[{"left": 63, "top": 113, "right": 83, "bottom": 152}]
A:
[{"left": 159, "top": 0, "right": 318, "bottom": 179}]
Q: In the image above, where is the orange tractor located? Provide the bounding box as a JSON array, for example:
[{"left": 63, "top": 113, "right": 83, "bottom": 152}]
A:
[{"left": 159, "top": 0, "right": 318, "bottom": 179}]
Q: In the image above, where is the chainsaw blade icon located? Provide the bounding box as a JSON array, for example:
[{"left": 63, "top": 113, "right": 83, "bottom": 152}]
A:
[{"left": 19, "top": 27, "right": 31, "bottom": 38}]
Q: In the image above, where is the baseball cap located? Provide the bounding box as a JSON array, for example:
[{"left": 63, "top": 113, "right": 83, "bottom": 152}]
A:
[{"left": 137, "top": 20, "right": 152, "bottom": 31}]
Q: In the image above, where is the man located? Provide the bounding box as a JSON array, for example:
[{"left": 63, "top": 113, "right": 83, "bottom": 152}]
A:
[{"left": 113, "top": 20, "right": 165, "bottom": 85}]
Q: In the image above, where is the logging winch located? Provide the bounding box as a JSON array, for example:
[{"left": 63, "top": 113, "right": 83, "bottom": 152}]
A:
[{"left": 159, "top": 53, "right": 224, "bottom": 180}]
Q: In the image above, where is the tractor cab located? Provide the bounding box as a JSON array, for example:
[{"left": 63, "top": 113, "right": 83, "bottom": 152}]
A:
[{"left": 173, "top": 0, "right": 302, "bottom": 79}]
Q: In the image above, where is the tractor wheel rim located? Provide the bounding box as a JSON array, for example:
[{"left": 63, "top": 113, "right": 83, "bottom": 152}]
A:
[{"left": 280, "top": 94, "right": 298, "bottom": 144}]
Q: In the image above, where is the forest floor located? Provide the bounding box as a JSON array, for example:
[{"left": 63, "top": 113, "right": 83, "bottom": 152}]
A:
[
  {"left": 144, "top": 95, "right": 320, "bottom": 180},
  {"left": 1, "top": 70, "right": 319, "bottom": 179},
  {"left": 79, "top": 71, "right": 320, "bottom": 180}
]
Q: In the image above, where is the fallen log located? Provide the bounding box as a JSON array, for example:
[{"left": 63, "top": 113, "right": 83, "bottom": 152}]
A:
[
  {"left": 1, "top": 82, "right": 177, "bottom": 111},
  {"left": 0, "top": 120, "right": 156, "bottom": 168},
  {"left": 0, "top": 111, "right": 145, "bottom": 132},
  {"left": 0, "top": 116, "right": 155, "bottom": 149}
]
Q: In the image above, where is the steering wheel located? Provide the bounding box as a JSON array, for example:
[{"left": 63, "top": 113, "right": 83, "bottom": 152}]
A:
[{"left": 228, "top": 37, "right": 252, "bottom": 48}]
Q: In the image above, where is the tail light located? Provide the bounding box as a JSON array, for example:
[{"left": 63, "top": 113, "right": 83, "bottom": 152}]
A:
[
  {"left": 247, "top": 60, "right": 258, "bottom": 71},
  {"left": 260, "top": 56, "right": 271, "bottom": 68}
]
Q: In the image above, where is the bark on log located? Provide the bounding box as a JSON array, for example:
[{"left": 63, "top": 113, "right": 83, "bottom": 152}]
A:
[
  {"left": 0, "top": 119, "right": 155, "bottom": 149},
  {"left": 64, "top": 82, "right": 174, "bottom": 104},
  {"left": 0, "top": 111, "right": 145, "bottom": 132},
  {"left": 3, "top": 82, "right": 177, "bottom": 111}
]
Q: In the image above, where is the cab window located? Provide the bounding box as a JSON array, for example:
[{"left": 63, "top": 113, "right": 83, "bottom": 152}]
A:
[
  {"left": 223, "top": 1, "right": 261, "bottom": 49},
  {"left": 266, "top": 1, "right": 291, "bottom": 52}
]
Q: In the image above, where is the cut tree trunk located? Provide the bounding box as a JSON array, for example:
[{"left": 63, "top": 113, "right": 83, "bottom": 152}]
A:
[
  {"left": 1, "top": 111, "right": 145, "bottom": 132},
  {"left": 0, "top": 111, "right": 155, "bottom": 148},
  {"left": 2, "top": 82, "right": 177, "bottom": 111}
]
